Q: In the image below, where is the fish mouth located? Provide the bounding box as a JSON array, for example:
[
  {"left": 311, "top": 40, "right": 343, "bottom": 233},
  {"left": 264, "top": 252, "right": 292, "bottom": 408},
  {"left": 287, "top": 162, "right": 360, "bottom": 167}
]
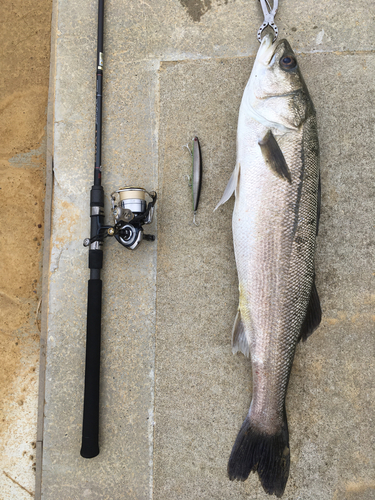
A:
[
  {"left": 257, "top": 34, "right": 294, "bottom": 67},
  {"left": 256, "top": 33, "right": 275, "bottom": 64}
]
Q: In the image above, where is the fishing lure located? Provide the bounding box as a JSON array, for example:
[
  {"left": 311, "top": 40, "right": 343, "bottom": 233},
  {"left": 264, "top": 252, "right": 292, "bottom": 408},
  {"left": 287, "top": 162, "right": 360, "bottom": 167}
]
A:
[{"left": 184, "top": 136, "right": 202, "bottom": 226}]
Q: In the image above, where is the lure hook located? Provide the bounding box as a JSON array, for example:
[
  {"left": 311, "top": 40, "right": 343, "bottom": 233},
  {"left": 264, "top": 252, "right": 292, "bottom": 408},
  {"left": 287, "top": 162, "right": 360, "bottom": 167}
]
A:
[
  {"left": 193, "top": 211, "right": 200, "bottom": 227},
  {"left": 257, "top": 0, "right": 278, "bottom": 43}
]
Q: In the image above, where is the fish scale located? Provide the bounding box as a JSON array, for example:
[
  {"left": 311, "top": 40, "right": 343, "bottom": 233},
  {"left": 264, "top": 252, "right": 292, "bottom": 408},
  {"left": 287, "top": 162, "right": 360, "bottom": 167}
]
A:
[{"left": 217, "top": 34, "right": 321, "bottom": 497}]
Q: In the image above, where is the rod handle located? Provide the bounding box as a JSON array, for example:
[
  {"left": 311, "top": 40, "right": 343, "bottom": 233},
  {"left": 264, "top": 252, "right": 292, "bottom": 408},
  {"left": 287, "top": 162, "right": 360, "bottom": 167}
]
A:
[{"left": 81, "top": 278, "right": 102, "bottom": 458}]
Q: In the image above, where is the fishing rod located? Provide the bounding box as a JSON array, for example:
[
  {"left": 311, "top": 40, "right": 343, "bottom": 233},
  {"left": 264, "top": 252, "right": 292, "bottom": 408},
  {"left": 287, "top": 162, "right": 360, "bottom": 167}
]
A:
[{"left": 80, "top": 0, "right": 157, "bottom": 459}]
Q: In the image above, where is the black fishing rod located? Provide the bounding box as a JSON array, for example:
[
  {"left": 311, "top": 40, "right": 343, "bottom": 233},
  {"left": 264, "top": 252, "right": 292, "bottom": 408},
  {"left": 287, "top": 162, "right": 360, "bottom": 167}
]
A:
[
  {"left": 80, "top": 0, "right": 105, "bottom": 459},
  {"left": 81, "top": 0, "right": 157, "bottom": 459}
]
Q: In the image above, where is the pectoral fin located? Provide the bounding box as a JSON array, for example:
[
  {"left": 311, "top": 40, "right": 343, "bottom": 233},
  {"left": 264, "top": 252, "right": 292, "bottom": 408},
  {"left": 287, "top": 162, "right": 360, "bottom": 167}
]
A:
[
  {"left": 259, "top": 130, "right": 292, "bottom": 183},
  {"left": 299, "top": 280, "right": 322, "bottom": 342},
  {"left": 214, "top": 163, "right": 240, "bottom": 211}
]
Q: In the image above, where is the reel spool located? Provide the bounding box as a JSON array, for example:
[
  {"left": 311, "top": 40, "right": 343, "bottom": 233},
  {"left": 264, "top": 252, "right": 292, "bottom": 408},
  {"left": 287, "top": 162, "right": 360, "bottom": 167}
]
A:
[
  {"left": 111, "top": 187, "right": 156, "bottom": 250},
  {"left": 83, "top": 186, "right": 157, "bottom": 251}
]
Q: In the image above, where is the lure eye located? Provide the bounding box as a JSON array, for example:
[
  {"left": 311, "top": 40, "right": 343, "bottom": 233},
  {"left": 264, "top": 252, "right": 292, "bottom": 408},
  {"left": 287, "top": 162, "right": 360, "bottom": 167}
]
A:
[{"left": 280, "top": 56, "right": 297, "bottom": 70}]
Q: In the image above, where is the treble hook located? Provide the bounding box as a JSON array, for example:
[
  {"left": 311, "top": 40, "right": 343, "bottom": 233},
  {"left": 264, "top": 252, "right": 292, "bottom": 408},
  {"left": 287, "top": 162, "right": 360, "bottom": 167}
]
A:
[
  {"left": 193, "top": 211, "right": 199, "bottom": 226},
  {"left": 257, "top": 0, "right": 278, "bottom": 43}
]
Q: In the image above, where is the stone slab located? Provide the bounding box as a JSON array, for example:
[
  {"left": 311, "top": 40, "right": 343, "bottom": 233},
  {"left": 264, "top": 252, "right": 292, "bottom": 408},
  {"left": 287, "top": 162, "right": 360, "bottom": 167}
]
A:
[
  {"left": 154, "top": 53, "right": 375, "bottom": 500},
  {"left": 41, "top": 5, "right": 158, "bottom": 500}
]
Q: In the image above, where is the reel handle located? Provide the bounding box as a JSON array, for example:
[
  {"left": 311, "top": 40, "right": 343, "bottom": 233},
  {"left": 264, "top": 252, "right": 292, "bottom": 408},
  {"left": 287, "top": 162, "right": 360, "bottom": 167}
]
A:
[{"left": 80, "top": 278, "right": 102, "bottom": 458}]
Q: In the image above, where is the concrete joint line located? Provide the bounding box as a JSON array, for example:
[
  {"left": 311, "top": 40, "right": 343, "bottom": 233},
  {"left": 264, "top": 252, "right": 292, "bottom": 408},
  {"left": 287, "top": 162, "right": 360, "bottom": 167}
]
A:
[{"left": 35, "top": 0, "right": 58, "bottom": 497}]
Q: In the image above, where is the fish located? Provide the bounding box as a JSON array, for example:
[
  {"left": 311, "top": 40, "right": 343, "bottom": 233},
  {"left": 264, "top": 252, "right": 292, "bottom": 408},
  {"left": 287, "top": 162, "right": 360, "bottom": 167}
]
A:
[{"left": 216, "top": 33, "right": 322, "bottom": 497}]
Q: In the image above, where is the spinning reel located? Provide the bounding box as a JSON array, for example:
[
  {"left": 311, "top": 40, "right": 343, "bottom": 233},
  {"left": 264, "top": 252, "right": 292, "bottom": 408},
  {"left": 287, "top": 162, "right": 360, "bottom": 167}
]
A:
[{"left": 84, "top": 187, "right": 157, "bottom": 251}]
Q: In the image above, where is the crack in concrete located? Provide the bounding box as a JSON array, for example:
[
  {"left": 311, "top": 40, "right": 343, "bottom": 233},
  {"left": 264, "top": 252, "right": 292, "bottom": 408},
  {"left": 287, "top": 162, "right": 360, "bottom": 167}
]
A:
[
  {"left": 50, "top": 247, "right": 65, "bottom": 273},
  {"left": 3, "top": 471, "right": 33, "bottom": 497},
  {"left": 0, "top": 291, "right": 21, "bottom": 304}
]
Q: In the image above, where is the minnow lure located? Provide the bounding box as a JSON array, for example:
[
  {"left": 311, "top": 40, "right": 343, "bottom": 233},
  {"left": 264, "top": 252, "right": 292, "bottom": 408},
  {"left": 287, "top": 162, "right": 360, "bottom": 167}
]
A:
[{"left": 184, "top": 136, "right": 202, "bottom": 226}]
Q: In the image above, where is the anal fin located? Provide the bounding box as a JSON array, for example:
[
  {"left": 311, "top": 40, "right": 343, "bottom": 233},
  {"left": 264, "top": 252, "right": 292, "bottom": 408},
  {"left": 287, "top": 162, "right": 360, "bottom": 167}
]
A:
[
  {"left": 299, "top": 280, "right": 322, "bottom": 342},
  {"left": 231, "top": 309, "right": 250, "bottom": 357}
]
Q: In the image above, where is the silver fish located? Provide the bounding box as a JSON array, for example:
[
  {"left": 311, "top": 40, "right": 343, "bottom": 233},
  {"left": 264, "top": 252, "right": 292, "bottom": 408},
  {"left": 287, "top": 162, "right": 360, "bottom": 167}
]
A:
[{"left": 217, "top": 34, "right": 321, "bottom": 497}]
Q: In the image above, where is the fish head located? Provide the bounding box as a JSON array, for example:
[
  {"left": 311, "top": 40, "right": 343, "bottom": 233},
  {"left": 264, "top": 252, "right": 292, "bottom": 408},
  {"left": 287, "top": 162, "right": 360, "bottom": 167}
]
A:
[{"left": 246, "top": 34, "right": 314, "bottom": 131}]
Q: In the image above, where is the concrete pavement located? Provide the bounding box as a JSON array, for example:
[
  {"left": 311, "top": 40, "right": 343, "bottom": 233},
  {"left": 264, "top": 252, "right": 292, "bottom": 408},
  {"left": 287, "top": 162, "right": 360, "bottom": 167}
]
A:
[{"left": 38, "top": 1, "right": 374, "bottom": 499}]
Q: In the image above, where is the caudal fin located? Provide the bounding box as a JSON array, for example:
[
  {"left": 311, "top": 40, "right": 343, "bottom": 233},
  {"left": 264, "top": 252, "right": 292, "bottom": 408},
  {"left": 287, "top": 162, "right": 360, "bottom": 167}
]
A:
[{"left": 227, "top": 415, "right": 290, "bottom": 498}]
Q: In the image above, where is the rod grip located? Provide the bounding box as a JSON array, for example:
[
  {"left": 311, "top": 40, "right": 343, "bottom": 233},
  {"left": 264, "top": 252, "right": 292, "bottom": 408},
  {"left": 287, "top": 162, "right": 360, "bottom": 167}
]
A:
[{"left": 81, "top": 279, "right": 102, "bottom": 458}]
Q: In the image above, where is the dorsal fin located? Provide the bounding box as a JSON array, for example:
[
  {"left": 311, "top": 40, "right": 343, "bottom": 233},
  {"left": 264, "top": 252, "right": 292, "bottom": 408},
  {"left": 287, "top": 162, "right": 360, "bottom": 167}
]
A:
[
  {"left": 259, "top": 130, "right": 292, "bottom": 183},
  {"left": 316, "top": 173, "right": 321, "bottom": 236},
  {"left": 299, "top": 280, "right": 322, "bottom": 342}
]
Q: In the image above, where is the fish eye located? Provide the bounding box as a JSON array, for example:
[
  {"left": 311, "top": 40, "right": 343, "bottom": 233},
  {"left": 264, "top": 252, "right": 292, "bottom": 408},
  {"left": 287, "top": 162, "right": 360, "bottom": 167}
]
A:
[{"left": 280, "top": 56, "right": 297, "bottom": 70}]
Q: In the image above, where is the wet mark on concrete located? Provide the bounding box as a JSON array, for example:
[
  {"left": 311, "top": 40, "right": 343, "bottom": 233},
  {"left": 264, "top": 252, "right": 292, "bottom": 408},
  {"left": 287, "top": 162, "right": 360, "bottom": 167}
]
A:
[
  {"left": 345, "top": 481, "right": 375, "bottom": 498},
  {"left": 179, "top": 0, "right": 212, "bottom": 22}
]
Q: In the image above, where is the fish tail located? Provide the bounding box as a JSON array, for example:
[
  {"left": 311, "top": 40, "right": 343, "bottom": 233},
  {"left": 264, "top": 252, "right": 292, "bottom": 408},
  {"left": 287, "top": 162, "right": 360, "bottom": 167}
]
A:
[{"left": 228, "top": 412, "right": 290, "bottom": 498}]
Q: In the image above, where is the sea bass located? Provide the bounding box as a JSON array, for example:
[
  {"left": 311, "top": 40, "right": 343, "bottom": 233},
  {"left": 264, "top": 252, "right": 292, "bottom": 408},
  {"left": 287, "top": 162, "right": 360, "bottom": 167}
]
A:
[{"left": 217, "top": 34, "right": 321, "bottom": 497}]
